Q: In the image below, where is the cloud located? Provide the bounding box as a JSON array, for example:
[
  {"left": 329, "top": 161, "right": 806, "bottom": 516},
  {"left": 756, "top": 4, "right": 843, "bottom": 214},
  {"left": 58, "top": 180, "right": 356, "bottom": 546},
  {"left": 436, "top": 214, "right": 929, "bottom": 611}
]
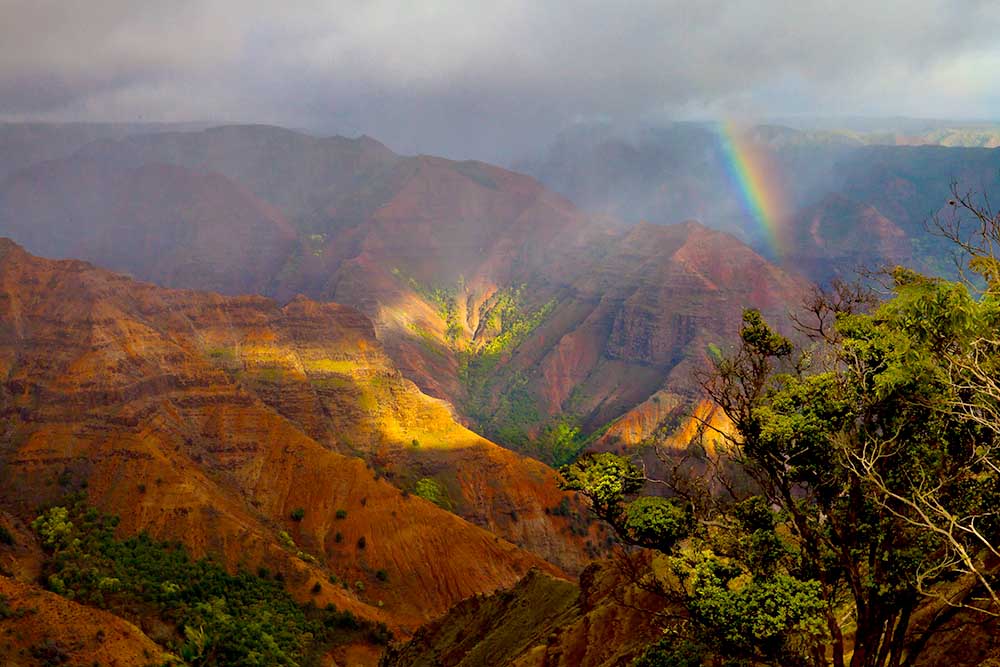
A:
[{"left": 1, "top": 0, "right": 998, "bottom": 159}]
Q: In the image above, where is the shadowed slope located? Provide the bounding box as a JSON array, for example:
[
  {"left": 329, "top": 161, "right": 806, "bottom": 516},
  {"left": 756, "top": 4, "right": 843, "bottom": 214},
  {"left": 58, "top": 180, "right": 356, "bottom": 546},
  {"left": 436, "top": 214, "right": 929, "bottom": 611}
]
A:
[
  {"left": 0, "top": 124, "right": 809, "bottom": 459},
  {"left": 0, "top": 239, "right": 593, "bottom": 635}
]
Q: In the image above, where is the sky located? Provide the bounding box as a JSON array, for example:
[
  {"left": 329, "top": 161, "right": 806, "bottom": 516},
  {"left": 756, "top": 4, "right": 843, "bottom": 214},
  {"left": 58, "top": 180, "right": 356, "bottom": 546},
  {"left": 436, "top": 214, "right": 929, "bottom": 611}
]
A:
[{"left": 2, "top": 0, "right": 1000, "bottom": 161}]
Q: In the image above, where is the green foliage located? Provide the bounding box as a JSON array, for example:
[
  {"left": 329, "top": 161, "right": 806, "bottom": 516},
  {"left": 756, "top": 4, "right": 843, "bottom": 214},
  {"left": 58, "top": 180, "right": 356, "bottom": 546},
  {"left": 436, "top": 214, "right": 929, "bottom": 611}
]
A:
[
  {"left": 560, "top": 452, "right": 644, "bottom": 516},
  {"left": 478, "top": 287, "right": 555, "bottom": 357},
  {"left": 31, "top": 505, "right": 77, "bottom": 549},
  {"left": 0, "top": 524, "right": 14, "bottom": 546},
  {"left": 334, "top": 509, "right": 347, "bottom": 520},
  {"left": 392, "top": 268, "right": 463, "bottom": 343},
  {"left": 550, "top": 497, "right": 571, "bottom": 517},
  {"left": 623, "top": 496, "right": 693, "bottom": 551},
  {"left": 567, "top": 269, "right": 1000, "bottom": 666},
  {"left": 407, "top": 323, "right": 448, "bottom": 358},
  {"left": 31, "top": 500, "right": 392, "bottom": 665},
  {"left": 290, "top": 508, "right": 305, "bottom": 522},
  {"left": 29, "top": 639, "right": 70, "bottom": 666},
  {"left": 457, "top": 288, "right": 557, "bottom": 446},
  {"left": 678, "top": 555, "right": 825, "bottom": 658},
  {"left": 0, "top": 593, "right": 31, "bottom": 621},
  {"left": 535, "top": 418, "right": 586, "bottom": 466},
  {"left": 633, "top": 638, "right": 707, "bottom": 667},
  {"left": 413, "top": 477, "right": 451, "bottom": 510}
]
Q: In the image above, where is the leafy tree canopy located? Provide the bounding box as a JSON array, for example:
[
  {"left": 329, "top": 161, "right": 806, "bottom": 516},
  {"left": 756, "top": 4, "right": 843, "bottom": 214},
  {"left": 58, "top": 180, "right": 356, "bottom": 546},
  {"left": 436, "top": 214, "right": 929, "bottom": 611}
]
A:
[{"left": 564, "top": 256, "right": 1000, "bottom": 667}]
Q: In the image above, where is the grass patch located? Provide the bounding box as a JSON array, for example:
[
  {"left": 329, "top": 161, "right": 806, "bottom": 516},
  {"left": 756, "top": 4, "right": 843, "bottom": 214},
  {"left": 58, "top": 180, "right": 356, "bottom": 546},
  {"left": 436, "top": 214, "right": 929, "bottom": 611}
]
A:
[
  {"left": 413, "top": 478, "right": 452, "bottom": 510},
  {"left": 307, "top": 359, "right": 360, "bottom": 374}
]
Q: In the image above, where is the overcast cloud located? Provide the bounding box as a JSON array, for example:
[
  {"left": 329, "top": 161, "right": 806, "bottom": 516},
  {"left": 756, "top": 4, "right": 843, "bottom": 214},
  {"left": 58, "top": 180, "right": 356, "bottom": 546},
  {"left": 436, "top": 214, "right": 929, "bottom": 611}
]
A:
[{"left": 2, "top": 0, "right": 999, "bottom": 160}]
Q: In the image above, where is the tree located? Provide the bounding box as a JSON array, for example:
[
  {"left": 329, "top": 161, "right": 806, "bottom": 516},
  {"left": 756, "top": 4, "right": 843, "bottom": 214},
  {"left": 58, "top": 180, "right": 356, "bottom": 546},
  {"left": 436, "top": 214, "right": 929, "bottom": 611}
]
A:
[{"left": 563, "top": 208, "right": 1000, "bottom": 666}]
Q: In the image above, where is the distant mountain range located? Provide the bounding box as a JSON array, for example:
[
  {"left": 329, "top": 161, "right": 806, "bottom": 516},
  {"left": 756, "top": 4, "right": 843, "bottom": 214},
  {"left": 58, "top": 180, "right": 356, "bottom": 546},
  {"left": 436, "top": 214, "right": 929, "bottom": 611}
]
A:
[
  {"left": 0, "top": 123, "right": 808, "bottom": 457},
  {"left": 3, "top": 120, "right": 997, "bottom": 457},
  {"left": 516, "top": 121, "right": 1000, "bottom": 283},
  {"left": 1, "top": 120, "right": 1000, "bottom": 665}
]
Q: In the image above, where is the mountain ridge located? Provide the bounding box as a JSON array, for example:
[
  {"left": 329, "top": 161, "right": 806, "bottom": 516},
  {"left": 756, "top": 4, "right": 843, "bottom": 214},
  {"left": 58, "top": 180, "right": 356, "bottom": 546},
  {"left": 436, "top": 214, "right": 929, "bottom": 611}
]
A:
[
  {"left": 0, "top": 123, "right": 810, "bottom": 457},
  {"left": 0, "top": 238, "right": 601, "bottom": 644}
]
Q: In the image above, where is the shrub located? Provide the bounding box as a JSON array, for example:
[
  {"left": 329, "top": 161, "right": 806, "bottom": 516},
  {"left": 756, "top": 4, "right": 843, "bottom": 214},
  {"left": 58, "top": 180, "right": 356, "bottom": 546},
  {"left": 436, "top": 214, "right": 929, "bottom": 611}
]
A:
[
  {"left": 414, "top": 478, "right": 450, "bottom": 509},
  {"left": 30, "top": 501, "right": 393, "bottom": 665},
  {"left": 375, "top": 569, "right": 388, "bottom": 582},
  {"left": 357, "top": 536, "right": 366, "bottom": 550},
  {"left": 335, "top": 509, "right": 347, "bottom": 520},
  {"left": 30, "top": 639, "right": 69, "bottom": 666},
  {"left": 290, "top": 508, "right": 306, "bottom": 522}
]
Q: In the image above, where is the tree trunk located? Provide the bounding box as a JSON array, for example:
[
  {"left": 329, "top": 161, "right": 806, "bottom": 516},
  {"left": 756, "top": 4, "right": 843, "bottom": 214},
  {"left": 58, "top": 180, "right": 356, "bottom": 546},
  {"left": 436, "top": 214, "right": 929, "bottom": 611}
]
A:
[
  {"left": 887, "top": 604, "right": 913, "bottom": 667},
  {"left": 827, "top": 609, "right": 846, "bottom": 667}
]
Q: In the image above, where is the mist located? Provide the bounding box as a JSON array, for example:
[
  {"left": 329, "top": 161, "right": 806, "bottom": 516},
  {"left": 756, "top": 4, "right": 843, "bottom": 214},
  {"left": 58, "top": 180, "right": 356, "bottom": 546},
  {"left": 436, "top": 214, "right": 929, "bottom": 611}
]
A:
[{"left": 2, "top": 1, "right": 999, "bottom": 161}]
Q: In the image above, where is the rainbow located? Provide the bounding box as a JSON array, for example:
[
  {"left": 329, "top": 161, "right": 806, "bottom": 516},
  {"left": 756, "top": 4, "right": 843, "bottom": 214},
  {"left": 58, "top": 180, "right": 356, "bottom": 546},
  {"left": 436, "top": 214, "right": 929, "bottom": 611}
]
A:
[{"left": 715, "top": 121, "right": 789, "bottom": 257}]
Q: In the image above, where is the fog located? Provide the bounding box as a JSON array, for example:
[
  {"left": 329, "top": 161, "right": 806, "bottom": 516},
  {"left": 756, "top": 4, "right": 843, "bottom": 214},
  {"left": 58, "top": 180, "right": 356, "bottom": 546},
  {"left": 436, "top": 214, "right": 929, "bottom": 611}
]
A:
[{"left": 2, "top": 1, "right": 999, "bottom": 161}]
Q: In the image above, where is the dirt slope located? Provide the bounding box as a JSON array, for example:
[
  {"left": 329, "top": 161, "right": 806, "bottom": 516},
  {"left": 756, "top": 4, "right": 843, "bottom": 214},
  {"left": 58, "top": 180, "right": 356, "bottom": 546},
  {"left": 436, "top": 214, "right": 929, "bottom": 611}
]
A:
[{"left": 0, "top": 239, "right": 592, "bottom": 634}]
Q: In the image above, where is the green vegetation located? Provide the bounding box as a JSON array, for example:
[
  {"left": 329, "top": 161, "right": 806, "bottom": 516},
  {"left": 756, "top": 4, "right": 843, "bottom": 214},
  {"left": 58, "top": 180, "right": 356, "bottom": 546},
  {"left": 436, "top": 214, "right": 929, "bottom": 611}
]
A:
[
  {"left": 565, "top": 272, "right": 1000, "bottom": 666},
  {"left": 205, "top": 346, "right": 239, "bottom": 371},
  {"left": 392, "top": 268, "right": 463, "bottom": 343},
  {"left": 30, "top": 639, "right": 70, "bottom": 666},
  {"left": 534, "top": 418, "right": 586, "bottom": 466},
  {"left": 413, "top": 477, "right": 451, "bottom": 509},
  {"left": 477, "top": 287, "right": 554, "bottom": 356},
  {"left": 307, "top": 359, "right": 359, "bottom": 374},
  {"left": 633, "top": 638, "right": 707, "bottom": 667},
  {"left": 334, "top": 509, "right": 347, "bottom": 520},
  {"left": 255, "top": 367, "right": 285, "bottom": 383},
  {"left": 0, "top": 524, "right": 13, "bottom": 546},
  {"left": 393, "top": 275, "right": 586, "bottom": 463},
  {"left": 495, "top": 415, "right": 593, "bottom": 467},
  {"left": 458, "top": 288, "right": 558, "bottom": 450},
  {"left": 290, "top": 508, "right": 305, "bottom": 522},
  {"left": 407, "top": 322, "right": 448, "bottom": 358},
  {"left": 31, "top": 499, "right": 390, "bottom": 666},
  {"left": 564, "top": 201, "right": 1000, "bottom": 667},
  {"left": 0, "top": 593, "right": 31, "bottom": 621}
]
